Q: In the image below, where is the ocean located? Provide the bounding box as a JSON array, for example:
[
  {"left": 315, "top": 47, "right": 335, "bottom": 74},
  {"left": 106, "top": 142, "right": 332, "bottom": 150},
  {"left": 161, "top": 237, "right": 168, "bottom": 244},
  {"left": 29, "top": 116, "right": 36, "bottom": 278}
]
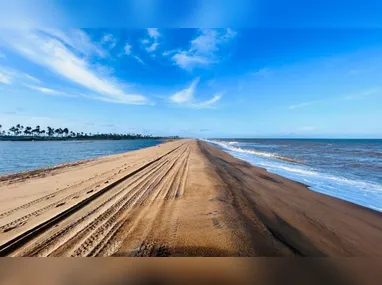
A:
[
  {"left": 204, "top": 138, "right": 382, "bottom": 212},
  {"left": 0, "top": 139, "right": 163, "bottom": 175}
]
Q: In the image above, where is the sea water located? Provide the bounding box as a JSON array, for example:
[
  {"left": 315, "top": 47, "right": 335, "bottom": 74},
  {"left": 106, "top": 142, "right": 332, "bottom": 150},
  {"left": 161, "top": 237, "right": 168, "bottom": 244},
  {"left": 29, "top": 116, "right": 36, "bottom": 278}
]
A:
[
  {"left": 0, "top": 139, "right": 163, "bottom": 175},
  {"left": 204, "top": 139, "right": 382, "bottom": 212}
]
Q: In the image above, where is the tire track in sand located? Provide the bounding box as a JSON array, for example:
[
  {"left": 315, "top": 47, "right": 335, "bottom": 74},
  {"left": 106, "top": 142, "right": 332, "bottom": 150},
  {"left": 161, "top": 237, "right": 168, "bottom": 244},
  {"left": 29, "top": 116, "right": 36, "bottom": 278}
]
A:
[
  {"left": 47, "top": 146, "right": 188, "bottom": 257},
  {"left": 60, "top": 144, "right": 191, "bottom": 257}
]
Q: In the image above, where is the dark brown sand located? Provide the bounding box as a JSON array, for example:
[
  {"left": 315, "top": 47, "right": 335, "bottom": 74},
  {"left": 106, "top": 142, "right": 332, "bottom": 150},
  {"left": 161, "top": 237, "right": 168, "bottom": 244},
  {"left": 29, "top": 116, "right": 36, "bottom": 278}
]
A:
[{"left": 0, "top": 139, "right": 381, "bottom": 256}]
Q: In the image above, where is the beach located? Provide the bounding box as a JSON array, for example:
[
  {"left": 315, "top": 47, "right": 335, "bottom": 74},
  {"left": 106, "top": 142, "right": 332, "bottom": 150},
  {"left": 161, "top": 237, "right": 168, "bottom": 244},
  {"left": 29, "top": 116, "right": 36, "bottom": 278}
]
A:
[{"left": 0, "top": 139, "right": 381, "bottom": 257}]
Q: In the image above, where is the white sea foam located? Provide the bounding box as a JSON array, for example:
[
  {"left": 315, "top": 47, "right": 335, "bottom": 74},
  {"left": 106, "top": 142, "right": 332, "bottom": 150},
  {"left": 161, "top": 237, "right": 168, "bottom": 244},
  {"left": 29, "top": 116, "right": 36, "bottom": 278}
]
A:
[{"left": 203, "top": 139, "right": 301, "bottom": 163}]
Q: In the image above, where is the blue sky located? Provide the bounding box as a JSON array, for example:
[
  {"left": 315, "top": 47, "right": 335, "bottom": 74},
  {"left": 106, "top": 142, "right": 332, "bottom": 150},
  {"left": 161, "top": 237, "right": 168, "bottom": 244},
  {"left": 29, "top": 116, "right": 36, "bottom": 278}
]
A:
[{"left": 0, "top": 1, "right": 382, "bottom": 138}]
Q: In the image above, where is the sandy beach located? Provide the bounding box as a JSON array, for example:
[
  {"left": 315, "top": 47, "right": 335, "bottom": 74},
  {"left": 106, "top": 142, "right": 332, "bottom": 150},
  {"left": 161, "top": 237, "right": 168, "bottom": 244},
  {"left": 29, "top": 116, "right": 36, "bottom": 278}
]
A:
[{"left": 0, "top": 139, "right": 381, "bottom": 257}]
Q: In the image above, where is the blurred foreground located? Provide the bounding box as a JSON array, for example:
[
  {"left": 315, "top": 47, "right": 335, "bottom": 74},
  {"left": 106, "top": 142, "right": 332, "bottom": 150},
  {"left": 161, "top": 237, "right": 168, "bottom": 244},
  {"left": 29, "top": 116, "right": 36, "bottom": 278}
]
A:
[{"left": 1, "top": 258, "right": 382, "bottom": 285}]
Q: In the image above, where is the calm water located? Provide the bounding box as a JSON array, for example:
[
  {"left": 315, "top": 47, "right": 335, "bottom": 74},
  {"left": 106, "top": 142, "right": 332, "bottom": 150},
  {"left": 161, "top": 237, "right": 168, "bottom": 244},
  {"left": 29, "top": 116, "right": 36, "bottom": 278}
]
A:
[
  {"left": 204, "top": 139, "right": 382, "bottom": 212},
  {"left": 0, "top": 140, "right": 163, "bottom": 175}
]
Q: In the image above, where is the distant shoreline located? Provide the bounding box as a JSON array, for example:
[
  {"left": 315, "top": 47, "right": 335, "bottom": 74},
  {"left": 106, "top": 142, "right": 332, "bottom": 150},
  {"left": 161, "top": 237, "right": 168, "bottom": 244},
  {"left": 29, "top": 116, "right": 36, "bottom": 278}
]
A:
[{"left": 0, "top": 136, "right": 176, "bottom": 142}]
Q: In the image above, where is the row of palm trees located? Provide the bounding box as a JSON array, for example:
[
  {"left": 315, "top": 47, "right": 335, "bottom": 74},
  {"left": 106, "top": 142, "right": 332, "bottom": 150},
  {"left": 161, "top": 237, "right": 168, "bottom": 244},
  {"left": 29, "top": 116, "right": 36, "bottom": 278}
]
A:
[
  {"left": 0, "top": 124, "right": 177, "bottom": 140},
  {"left": 0, "top": 124, "right": 73, "bottom": 137}
]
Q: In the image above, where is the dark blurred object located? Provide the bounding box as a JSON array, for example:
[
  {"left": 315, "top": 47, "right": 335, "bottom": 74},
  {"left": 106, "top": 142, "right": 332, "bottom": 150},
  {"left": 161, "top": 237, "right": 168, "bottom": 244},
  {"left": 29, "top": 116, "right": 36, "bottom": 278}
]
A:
[{"left": 0, "top": 258, "right": 381, "bottom": 285}]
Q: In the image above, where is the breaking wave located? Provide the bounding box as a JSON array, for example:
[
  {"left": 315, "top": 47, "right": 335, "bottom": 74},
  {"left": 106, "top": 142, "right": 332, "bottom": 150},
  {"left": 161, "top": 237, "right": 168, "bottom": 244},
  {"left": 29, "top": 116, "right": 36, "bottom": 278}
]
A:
[{"left": 203, "top": 139, "right": 302, "bottom": 164}]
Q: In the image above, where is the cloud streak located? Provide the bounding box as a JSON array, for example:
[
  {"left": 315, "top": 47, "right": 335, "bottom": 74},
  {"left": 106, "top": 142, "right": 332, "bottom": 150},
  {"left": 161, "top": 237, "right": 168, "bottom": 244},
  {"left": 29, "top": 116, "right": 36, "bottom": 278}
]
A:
[
  {"left": 0, "top": 65, "right": 41, "bottom": 85},
  {"left": 24, "top": 84, "right": 76, "bottom": 97},
  {"left": 133, "top": 55, "right": 145, "bottom": 65},
  {"left": 170, "top": 78, "right": 222, "bottom": 108},
  {"left": 0, "top": 71, "right": 12, "bottom": 84},
  {"left": 171, "top": 78, "right": 200, "bottom": 103},
  {"left": 288, "top": 101, "right": 318, "bottom": 109},
  {"left": 191, "top": 93, "right": 223, "bottom": 109},
  {"left": 41, "top": 28, "right": 107, "bottom": 57},
  {"left": 0, "top": 29, "right": 149, "bottom": 104}
]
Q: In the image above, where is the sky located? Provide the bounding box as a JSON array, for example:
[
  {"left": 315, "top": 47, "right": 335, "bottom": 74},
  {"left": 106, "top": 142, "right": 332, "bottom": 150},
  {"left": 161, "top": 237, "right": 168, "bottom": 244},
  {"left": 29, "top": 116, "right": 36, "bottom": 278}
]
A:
[{"left": 0, "top": 1, "right": 382, "bottom": 138}]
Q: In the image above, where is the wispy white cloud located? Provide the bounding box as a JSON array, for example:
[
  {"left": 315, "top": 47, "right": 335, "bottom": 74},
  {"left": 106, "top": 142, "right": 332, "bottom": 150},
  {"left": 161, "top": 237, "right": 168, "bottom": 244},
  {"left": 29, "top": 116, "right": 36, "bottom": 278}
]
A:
[
  {"left": 252, "top": 68, "right": 272, "bottom": 77},
  {"left": 170, "top": 78, "right": 222, "bottom": 108},
  {"left": 162, "top": 49, "right": 177, "bottom": 57},
  {"left": 41, "top": 28, "right": 106, "bottom": 57},
  {"left": 0, "top": 66, "right": 16, "bottom": 84},
  {"left": 123, "top": 42, "right": 145, "bottom": 65},
  {"left": 172, "top": 52, "right": 211, "bottom": 70},
  {"left": 171, "top": 78, "right": 200, "bottom": 103},
  {"left": 141, "top": 39, "right": 150, "bottom": 45},
  {"left": 23, "top": 73, "right": 40, "bottom": 83},
  {"left": 0, "top": 29, "right": 149, "bottom": 105},
  {"left": 0, "top": 50, "right": 6, "bottom": 59},
  {"left": 0, "top": 71, "right": 12, "bottom": 84},
  {"left": 147, "top": 28, "right": 160, "bottom": 40},
  {"left": 166, "top": 29, "right": 236, "bottom": 71},
  {"left": 142, "top": 28, "right": 161, "bottom": 53},
  {"left": 133, "top": 55, "right": 145, "bottom": 65},
  {"left": 191, "top": 93, "right": 223, "bottom": 109},
  {"left": 101, "top": 33, "right": 117, "bottom": 49},
  {"left": 146, "top": 42, "right": 159, "bottom": 53},
  {"left": 124, "top": 43, "right": 132, "bottom": 55},
  {"left": 0, "top": 65, "right": 41, "bottom": 85},
  {"left": 24, "top": 84, "right": 76, "bottom": 97}
]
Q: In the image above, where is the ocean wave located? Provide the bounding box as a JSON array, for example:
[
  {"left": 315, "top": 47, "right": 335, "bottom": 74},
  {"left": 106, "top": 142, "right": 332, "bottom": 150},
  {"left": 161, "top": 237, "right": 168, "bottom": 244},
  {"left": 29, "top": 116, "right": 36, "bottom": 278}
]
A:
[
  {"left": 272, "top": 164, "right": 382, "bottom": 192},
  {"left": 365, "top": 151, "right": 382, "bottom": 157},
  {"left": 203, "top": 139, "right": 303, "bottom": 164}
]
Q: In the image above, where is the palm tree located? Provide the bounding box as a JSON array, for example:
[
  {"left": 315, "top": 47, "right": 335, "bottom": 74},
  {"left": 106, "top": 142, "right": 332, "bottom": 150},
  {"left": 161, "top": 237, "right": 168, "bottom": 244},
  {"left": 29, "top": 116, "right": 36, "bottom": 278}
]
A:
[
  {"left": 24, "top": 126, "right": 32, "bottom": 136},
  {"left": 32, "top": 125, "right": 40, "bottom": 137},
  {"left": 47, "top": 127, "right": 55, "bottom": 137},
  {"left": 55, "top": 128, "right": 63, "bottom": 137},
  {"left": 40, "top": 130, "right": 46, "bottom": 136},
  {"left": 9, "top": 126, "right": 17, "bottom": 136},
  {"left": 63, "top": 128, "right": 69, "bottom": 137}
]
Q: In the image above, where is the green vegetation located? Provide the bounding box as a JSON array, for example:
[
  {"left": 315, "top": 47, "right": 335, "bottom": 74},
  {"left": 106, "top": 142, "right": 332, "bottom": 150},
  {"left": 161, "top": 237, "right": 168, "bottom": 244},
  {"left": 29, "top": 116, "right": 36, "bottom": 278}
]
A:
[{"left": 0, "top": 124, "right": 178, "bottom": 141}]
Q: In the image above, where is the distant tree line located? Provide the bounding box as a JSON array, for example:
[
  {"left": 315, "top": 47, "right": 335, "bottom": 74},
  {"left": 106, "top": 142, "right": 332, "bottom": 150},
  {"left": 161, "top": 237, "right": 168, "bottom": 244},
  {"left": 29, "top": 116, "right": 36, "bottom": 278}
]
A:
[{"left": 0, "top": 124, "right": 179, "bottom": 141}]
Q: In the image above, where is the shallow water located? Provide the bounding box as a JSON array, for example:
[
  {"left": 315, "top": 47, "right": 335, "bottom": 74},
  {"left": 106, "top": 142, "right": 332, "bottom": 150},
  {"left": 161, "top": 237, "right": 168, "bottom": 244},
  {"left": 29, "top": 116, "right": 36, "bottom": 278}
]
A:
[
  {"left": 204, "top": 138, "right": 382, "bottom": 212},
  {"left": 0, "top": 139, "right": 163, "bottom": 175}
]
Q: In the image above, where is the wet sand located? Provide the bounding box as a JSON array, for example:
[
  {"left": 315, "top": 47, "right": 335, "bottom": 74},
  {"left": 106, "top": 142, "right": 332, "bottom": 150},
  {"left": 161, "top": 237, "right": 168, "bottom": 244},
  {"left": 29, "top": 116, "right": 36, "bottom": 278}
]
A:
[{"left": 0, "top": 139, "right": 381, "bottom": 256}]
